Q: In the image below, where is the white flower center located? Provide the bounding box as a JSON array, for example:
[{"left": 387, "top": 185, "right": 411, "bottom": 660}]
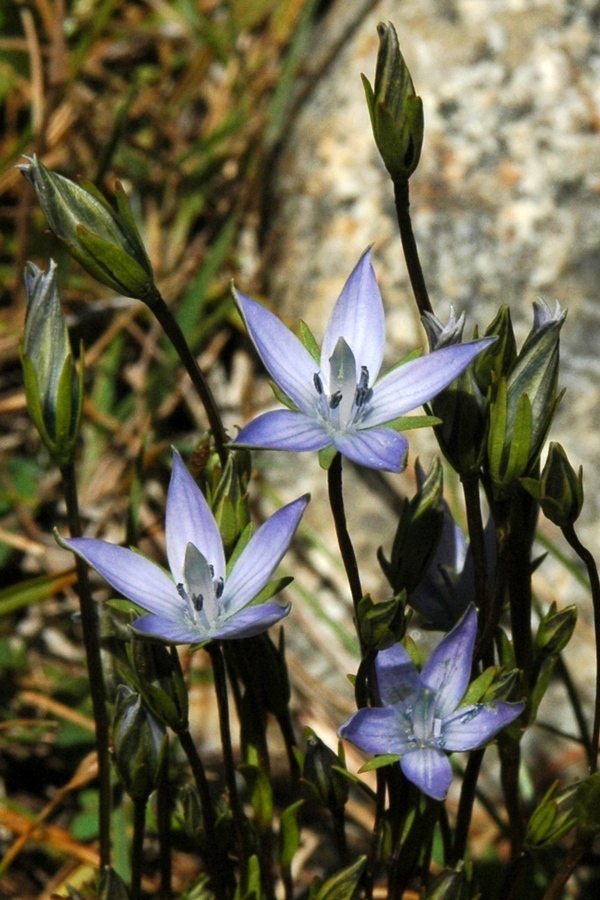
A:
[
  {"left": 177, "top": 542, "right": 224, "bottom": 633},
  {"left": 313, "top": 336, "right": 373, "bottom": 434}
]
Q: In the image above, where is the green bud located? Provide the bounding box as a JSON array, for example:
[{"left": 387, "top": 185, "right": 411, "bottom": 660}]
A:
[
  {"left": 129, "top": 640, "right": 189, "bottom": 733},
  {"left": 357, "top": 593, "right": 406, "bottom": 651},
  {"left": 113, "top": 685, "right": 167, "bottom": 800},
  {"left": 472, "top": 305, "right": 517, "bottom": 395},
  {"left": 526, "top": 781, "right": 578, "bottom": 850},
  {"left": 535, "top": 602, "right": 578, "bottom": 657},
  {"left": 302, "top": 728, "right": 349, "bottom": 815},
  {"left": 505, "top": 299, "right": 566, "bottom": 468},
  {"left": 522, "top": 442, "right": 583, "bottom": 527},
  {"left": 20, "top": 260, "right": 83, "bottom": 465},
  {"left": 487, "top": 377, "right": 535, "bottom": 492},
  {"left": 209, "top": 449, "right": 251, "bottom": 555},
  {"left": 19, "top": 155, "right": 156, "bottom": 301},
  {"left": 378, "top": 458, "right": 444, "bottom": 594},
  {"left": 422, "top": 311, "right": 489, "bottom": 476},
  {"left": 362, "top": 22, "right": 424, "bottom": 180}
]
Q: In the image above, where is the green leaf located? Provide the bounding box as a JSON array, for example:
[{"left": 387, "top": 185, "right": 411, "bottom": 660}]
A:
[
  {"left": 358, "top": 754, "right": 401, "bottom": 773},
  {"left": 299, "top": 320, "right": 321, "bottom": 362},
  {"left": 318, "top": 445, "right": 338, "bottom": 470},
  {"left": 381, "top": 414, "right": 442, "bottom": 432},
  {"left": 309, "top": 855, "right": 367, "bottom": 900},
  {"left": 239, "top": 764, "right": 274, "bottom": 832},
  {"left": 279, "top": 799, "right": 304, "bottom": 871}
]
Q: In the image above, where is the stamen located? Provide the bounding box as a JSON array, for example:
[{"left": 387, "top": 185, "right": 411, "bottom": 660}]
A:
[
  {"left": 329, "top": 391, "right": 343, "bottom": 409},
  {"left": 215, "top": 577, "right": 224, "bottom": 599},
  {"left": 313, "top": 373, "right": 323, "bottom": 394},
  {"left": 354, "top": 366, "right": 372, "bottom": 407},
  {"left": 177, "top": 583, "right": 187, "bottom": 602},
  {"left": 192, "top": 593, "right": 204, "bottom": 612}
]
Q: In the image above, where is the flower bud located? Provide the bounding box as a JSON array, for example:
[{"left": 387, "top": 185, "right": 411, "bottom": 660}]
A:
[
  {"left": 378, "top": 458, "right": 444, "bottom": 595},
  {"left": 209, "top": 448, "right": 251, "bottom": 556},
  {"left": 522, "top": 442, "right": 583, "bottom": 527},
  {"left": 535, "top": 602, "right": 578, "bottom": 657},
  {"left": 19, "top": 155, "right": 156, "bottom": 302},
  {"left": 129, "top": 640, "right": 189, "bottom": 733},
  {"left": 362, "top": 22, "right": 424, "bottom": 180},
  {"left": 422, "top": 311, "right": 489, "bottom": 476},
  {"left": 112, "top": 685, "right": 167, "bottom": 800},
  {"left": 357, "top": 593, "right": 406, "bottom": 651},
  {"left": 472, "top": 305, "right": 517, "bottom": 395},
  {"left": 302, "top": 728, "right": 349, "bottom": 815},
  {"left": 526, "top": 781, "right": 578, "bottom": 849},
  {"left": 20, "top": 260, "right": 83, "bottom": 465}
]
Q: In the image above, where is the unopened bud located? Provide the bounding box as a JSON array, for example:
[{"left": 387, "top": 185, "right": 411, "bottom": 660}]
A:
[
  {"left": 535, "top": 602, "right": 577, "bottom": 657},
  {"left": 362, "top": 22, "right": 424, "bottom": 180},
  {"left": 113, "top": 685, "right": 167, "bottom": 800}
]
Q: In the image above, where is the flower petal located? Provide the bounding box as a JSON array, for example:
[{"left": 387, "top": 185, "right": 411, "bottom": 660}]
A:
[
  {"left": 442, "top": 701, "right": 524, "bottom": 751},
  {"left": 234, "top": 288, "right": 319, "bottom": 412},
  {"left": 321, "top": 249, "right": 385, "bottom": 384},
  {"left": 400, "top": 747, "right": 453, "bottom": 801},
  {"left": 368, "top": 339, "right": 494, "bottom": 425},
  {"left": 234, "top": 410, "right": 330, "bottom": 452},
  {"left": 166, "top": 450, "right": 225, "bottom": 583},
  {"left": 65, "top": 538, "right": 181, "bottom": 616},
  {"left": 214, "top": 601, "right": 290, "bottom": 639},
  {"left": 375, "top": 642, "right": 422, "bottom": 707},
  {"left": 132, "top": 613, "right": 205, "bottom": 644},
  {"left": 334, "top": 428, "right": 408, "bottom": 472},
  {"left": 339, "top": 706, "right": 406, "bottom": 755},
  {"left": 222, "top": 494, "right": 309, "bottom": 614},
  {"left": 421, "top": 606, "right": 477, "bottom": 718}
]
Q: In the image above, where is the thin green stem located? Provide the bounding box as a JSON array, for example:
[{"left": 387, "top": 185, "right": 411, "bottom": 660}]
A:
[
  {"left": 156, "top": 743, "right": 172, "bottom": 900},
  {"left": 461, "top": 476, "right": 489, "bottom": 646},
  {"left": 393, "top": 179, "right": 433, "bottom": 316},
  {"left": 208, "top": 642, "right": 249, "bottom": 890},
  {"left": 327, "top": 453, "right": 363, "bottom": 613},
  {"left": 562, "top": 524, "right": 600, "bottom": 772},
  {"left": 130, "top": 797, "right": 147, "bottom": 900},
  {"left": 177, "top": 728, "right": 225, "bottom": 895},
  {"left": 144, "top": 285, "right": 228, "bottom": 465},
  {"left": 60, "top": 461, "right": 111, "bottom": 870},
  {"left": 452, "top": 748, "right": 485, "bottom": 863}
]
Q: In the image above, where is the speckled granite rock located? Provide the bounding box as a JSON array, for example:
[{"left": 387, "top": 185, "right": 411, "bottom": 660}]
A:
[{"left": 232, "top": 0, "right": 600, "bottom": 730}]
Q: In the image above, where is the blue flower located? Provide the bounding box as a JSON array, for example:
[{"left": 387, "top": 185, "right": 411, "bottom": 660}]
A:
[
  {"left": 233, "top": 249, "right": 493, "bottom": 473},
  {"left": 64, "top": 450, "right": 309, "bottom": 644},
  {"left": 339, "top": 607, "right": 523, "bottom": 800}
]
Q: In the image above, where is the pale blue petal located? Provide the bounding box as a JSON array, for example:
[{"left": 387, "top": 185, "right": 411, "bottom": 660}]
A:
[
  {"left": 375, "top": 642, "right": 422, "bottom": 707},
  {"left": 421, "top": 606, "right": 477, "bottom": 718},
  {"left": 65, "top": 538, "right": 181, "bottom": 616},
  {"left": 400, "top": 747, "right": 453, "bottom": 801},
  {"left": 367, "top": 339, "right": 494, "bottom": 425},
  {"left": 339, "top": 706, "right": 407, "bottom": 755},
  {"left": 234, "top": 288, "right": 319, "bottom": 412},
  {"left": 214, "top": 601, "right": 290, "bottom": 639},
  {"left": 321, "top": 249, "right": 385, "bottom": 384},
  {"left": 222, "top": 494, "right": 309, "bottom": 614},
  {"left": 442, "top": 701, "right": 524, "bottom": 751},
  {"left": 132, "top": 612, "right": 205, "bottom": 644},
  {"left": 234, "top": 410, "right": 330, "bottom": 452},
  {"left": 166, "top": 450, "right": 225, "bottom": 584},
  {"left": 334, "top": 428, "right": 408, "bottom": 472}
]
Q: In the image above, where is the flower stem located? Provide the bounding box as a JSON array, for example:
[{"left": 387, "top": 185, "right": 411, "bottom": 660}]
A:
[
  {"left": 327, "top": 453, "right": 363, "bottom": 614},
  {"left": 156, "top": 744, "right": 172, "bottom": 900},
  {"left": 177, "top": 728, "right": 225, "bottom": 895},
  {"left": 144, "top": 285, "right": 228, "bottom": 466},
  {"left": 208, "top": 642, "right": 249, "bottom": 890},
  {"left": 451, "top": 747, "right": 485, "bottom": 863},
  {"left": 561, "top": 524, "right": 600, "bottom": 773},
  {"left": 60, "top": 461, "right": 111, "bottom": 870},
  {"left": 461, "top": 475, "right": 488, "bottom": 632},
  {"left": 130, "top": 797, "right": 146, "bottom": 900},
  {"left": 393, "top": 179, "right": 433, "bottom": 316}
]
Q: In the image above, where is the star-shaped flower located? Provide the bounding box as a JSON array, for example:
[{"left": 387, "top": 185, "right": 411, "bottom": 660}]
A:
[
  {"left": 233, "top": 249, "right": 493, "bottom": 472},
  {"left": 339, "top": 606, "right": 523, "bottom": 800},
  {"left": 64, "top": 450, "right": 309, "bottom": 644}
]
